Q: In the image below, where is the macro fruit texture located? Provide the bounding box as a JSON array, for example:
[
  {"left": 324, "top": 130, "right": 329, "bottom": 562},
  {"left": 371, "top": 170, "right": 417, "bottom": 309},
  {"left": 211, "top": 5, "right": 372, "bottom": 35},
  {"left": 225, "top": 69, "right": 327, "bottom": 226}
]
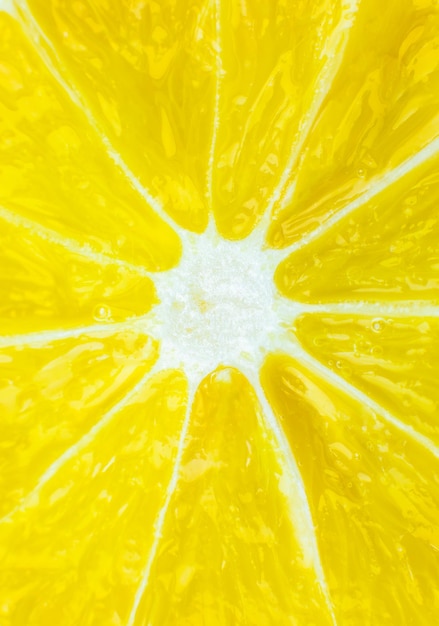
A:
[{"left": 0, "top": 0, "right": 439, "bottom": 624}]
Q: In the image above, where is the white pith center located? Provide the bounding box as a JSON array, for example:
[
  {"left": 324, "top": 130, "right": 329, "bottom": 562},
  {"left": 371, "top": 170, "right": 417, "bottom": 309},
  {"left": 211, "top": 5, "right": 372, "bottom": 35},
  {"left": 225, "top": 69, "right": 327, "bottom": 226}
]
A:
[{"left": 152, "top": 227, "right": 293, "bottom": 379}]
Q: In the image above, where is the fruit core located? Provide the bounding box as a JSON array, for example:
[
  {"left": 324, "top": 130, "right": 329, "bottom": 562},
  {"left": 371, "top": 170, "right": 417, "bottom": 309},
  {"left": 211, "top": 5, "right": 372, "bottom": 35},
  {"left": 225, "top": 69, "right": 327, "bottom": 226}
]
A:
[{"left": 152, "top": 227, "right": 288, "bottom": 379}]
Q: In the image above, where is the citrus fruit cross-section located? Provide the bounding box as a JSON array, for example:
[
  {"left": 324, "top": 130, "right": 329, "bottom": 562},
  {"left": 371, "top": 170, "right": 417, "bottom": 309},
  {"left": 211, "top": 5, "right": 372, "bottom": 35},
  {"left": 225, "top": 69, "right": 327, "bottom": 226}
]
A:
[{"left": 0, "top": 0, "right": 439, "bottom": 625}]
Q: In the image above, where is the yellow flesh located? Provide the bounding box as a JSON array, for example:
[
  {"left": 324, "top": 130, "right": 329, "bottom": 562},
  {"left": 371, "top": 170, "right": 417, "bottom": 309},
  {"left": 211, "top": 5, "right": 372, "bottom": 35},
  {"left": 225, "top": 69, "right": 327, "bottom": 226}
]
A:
[{"left": 0, "top": 1, "right": 439, "bottom": 625}]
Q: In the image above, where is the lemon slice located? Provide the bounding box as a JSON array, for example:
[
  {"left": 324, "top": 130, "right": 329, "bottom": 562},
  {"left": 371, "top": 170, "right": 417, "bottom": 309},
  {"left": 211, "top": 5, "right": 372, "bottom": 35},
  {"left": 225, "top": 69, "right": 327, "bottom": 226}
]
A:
[{"left": 1, "top": 1, "right": 439, "bottom": 625}]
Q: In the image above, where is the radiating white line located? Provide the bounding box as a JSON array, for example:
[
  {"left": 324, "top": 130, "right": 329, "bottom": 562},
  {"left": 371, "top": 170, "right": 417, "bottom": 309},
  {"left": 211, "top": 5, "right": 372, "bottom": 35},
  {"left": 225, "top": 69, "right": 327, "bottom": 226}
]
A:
[
  {"left": 253, "top": 0, "right": 360, "bottom": 246},
  {"left": 0, "top": 361, "right": 163, "bottom": 525},
  {"left": 243, "top": 366, "right": 337, "bottom": 626},
  {"left": 296, "top": 301, "right": 439, "bottom": 319},
  {"left": 206, "top": 0, "right": 222, "bottom": 209},
  {"left": 262, "top": 297, "right": 439, "bottom": 326},
  {"left": 12, "top": 0, "right": 189, "bottom": 243},
  {"left": 0, "top": 204, "right": 154, "bottom": 278},
  {"left": 277, "top": 336, "right": 439, "bottom": 460},
  {"left": 271, "top": 135, "right": 439, "bottom": 263},
  {"left": 126, "top": 380, "right": 197, "bottom": 626},
  {"left": 0, "top": 318, "right": 158, "bottom": 348}
]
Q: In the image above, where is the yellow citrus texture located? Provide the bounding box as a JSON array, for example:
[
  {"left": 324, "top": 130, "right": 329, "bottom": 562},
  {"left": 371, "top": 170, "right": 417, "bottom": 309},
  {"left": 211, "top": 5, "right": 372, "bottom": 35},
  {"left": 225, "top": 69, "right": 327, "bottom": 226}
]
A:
[{"left": 1, "top": 0, "right": 439, "bottom": 624}]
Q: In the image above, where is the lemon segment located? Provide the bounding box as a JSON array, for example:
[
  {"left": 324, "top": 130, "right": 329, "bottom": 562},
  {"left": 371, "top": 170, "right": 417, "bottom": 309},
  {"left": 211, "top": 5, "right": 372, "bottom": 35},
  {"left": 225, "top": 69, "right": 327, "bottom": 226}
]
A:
[
  {"left": 21, "top": 0, "right": 216, "bottom": 232},
  {"left": 0, "top": 216, "right": 157, "bottom": 334},
  {"left": 0, "top": 13, "right": 181, "bottom": 269}
]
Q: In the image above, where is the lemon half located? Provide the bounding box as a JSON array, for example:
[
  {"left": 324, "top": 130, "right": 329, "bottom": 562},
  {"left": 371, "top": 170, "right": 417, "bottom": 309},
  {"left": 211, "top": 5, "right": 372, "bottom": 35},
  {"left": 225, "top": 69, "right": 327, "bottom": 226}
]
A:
[{"left": 1, "top": 0, "right": 439, "bottom": 624}]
